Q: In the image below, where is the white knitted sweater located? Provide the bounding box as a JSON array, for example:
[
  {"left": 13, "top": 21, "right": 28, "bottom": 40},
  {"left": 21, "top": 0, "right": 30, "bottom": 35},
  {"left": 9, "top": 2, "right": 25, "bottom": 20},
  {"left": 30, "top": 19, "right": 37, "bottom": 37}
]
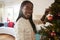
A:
[{"left": 14, "top": 17, "right": 35, "bottom": 40}]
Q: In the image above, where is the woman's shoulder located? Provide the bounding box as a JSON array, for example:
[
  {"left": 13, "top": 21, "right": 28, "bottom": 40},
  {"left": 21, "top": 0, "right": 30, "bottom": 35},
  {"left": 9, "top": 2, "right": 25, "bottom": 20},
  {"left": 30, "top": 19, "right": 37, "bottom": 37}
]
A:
[
  {"left": 17, "top": 17, "right": 28, "bottom": 23},
  {"left": 17, "top": 17, "right": 24, "bottom": 22}
]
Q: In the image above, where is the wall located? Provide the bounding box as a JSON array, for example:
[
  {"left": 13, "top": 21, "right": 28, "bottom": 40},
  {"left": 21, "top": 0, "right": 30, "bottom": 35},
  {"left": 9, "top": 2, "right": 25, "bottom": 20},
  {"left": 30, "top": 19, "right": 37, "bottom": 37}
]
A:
[
  {"left": 0, "top": 1, "right": 4, "bottom": 22},
  {"left": 2, "top": 0, "right": 24, "bottom": 22},
  {"left": 0, "top": 6, "right": 2, "bottom": 22},
  {"left": 30, "top": 0, "right": 54, "bottom": 20}
]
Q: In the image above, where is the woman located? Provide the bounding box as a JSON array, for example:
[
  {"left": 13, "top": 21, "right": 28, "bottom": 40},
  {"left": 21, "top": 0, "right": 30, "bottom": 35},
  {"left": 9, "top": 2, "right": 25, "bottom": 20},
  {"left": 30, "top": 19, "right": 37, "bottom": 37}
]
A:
[{"left": 14, "top": 1, "right": 37, "bottom": 40}]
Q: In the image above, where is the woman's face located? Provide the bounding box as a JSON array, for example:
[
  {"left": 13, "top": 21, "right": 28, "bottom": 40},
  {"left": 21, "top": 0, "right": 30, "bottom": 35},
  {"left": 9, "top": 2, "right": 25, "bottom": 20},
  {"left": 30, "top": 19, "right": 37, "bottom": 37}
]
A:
[{"left": 22, "top": 3, "right": 33, "bottom": 19}]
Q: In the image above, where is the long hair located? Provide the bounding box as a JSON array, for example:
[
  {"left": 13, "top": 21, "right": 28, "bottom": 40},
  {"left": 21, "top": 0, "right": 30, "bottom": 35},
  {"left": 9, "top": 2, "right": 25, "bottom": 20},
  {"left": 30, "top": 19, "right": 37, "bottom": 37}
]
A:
[{"left": 16, "top": 1, "right": 37, "bottom": 33}]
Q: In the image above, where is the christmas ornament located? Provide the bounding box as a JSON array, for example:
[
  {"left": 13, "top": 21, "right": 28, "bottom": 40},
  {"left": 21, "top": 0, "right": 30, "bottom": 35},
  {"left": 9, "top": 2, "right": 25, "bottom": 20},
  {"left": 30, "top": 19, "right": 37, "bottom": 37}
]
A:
[
  {"left": 58, "top": 12, "right": 60, "bottom": 16},
  {"left": 46, "top": 14, "right": 53, "bottom": 21},
  {"left": 51, "top": 31, "right": 56, "bottom": 36},
  {"left": 8, "top": 22, "right": 14, "bottom": 28},
  {"left": 45, "top": 22, "right": 53, "bottom": 26}
]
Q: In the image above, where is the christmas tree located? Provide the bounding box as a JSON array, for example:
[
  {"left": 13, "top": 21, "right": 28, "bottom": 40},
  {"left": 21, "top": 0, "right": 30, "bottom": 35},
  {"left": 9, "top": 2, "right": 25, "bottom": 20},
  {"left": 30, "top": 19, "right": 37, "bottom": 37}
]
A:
[{"left": 40, "top": 0, "right": 60, "bottom": 40}]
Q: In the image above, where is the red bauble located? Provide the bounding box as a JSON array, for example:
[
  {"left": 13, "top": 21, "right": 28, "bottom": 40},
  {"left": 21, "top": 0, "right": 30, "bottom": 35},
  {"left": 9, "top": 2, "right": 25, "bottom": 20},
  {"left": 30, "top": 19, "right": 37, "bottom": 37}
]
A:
[
  {"left": 51, "top": 32, "right": 56, "bottom": 36},
  {"left": 47, "top": 16, "right": 53, "bottom": 21},
  {"left": 8, "top": 22, "right": 14, "bottom": 28},
  {"left": 51, "top": 32, "right": 54, "bottom": 36}
]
